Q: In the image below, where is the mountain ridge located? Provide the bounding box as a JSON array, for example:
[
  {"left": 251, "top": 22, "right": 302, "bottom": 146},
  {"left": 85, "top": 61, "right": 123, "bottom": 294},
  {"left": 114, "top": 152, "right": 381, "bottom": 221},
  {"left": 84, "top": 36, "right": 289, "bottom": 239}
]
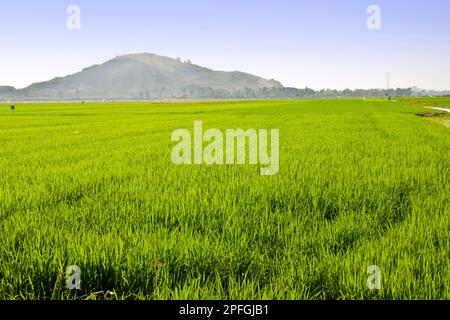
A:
[
  {"left": 1, "top": 53, "right": 283, "bottom": 100},
  {"left": 1, "top": 53, "right": 449, "bottom": 101}
]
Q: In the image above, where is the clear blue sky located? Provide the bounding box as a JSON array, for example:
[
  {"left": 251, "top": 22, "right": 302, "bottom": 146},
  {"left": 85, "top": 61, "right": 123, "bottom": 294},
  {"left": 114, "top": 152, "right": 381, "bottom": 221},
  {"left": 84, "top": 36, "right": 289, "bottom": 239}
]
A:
[{"left": 1, "top": 0, "right": 449, "bottom": 90}]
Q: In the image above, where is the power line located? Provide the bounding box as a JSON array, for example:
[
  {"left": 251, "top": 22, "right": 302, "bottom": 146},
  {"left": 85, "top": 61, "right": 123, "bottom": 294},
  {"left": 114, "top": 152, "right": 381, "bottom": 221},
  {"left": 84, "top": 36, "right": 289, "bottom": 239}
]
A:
[{"left": 386, "top": 72, "right": 390, "bottom": 90}]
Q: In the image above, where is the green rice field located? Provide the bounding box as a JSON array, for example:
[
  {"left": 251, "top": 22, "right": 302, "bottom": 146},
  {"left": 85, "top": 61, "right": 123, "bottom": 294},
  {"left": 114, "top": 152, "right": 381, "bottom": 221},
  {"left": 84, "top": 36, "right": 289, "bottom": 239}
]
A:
[{"left": 0, "top": 98, "right": 448, "bottom": 300}]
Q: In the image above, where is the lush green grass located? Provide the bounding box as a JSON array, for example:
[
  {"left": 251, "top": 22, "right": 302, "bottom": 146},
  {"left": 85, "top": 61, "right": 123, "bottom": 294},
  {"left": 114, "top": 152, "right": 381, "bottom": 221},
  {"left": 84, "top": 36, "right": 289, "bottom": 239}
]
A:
[
  {"left": 0, "top": 98, "right": 448, "bottom": 300},
  {"left": 401, "top": 97, "right": 450, "bottom": 127}
]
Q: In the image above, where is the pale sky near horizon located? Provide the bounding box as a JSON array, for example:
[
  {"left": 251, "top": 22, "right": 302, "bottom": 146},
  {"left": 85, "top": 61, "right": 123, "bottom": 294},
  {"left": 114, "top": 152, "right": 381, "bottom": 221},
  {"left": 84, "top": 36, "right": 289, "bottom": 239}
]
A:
[{"left": 0, "top": 0, "right": 449, "bottom": 90}]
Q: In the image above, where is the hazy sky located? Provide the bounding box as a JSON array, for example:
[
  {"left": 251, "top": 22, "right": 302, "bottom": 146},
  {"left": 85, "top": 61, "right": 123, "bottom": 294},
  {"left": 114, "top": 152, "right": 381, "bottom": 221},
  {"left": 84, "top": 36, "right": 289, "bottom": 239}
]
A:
[{"left": 1, "top": 0, "right": 449, "bottom": 90}]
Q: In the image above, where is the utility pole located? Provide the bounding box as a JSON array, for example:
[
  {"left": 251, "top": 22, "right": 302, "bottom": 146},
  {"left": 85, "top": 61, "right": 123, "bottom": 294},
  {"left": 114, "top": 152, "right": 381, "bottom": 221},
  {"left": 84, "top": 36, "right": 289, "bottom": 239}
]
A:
[
  {"left": 386, "top": 72, "right": 390, "bottom": 90},
  {"left": 386, "top": 72, "right": 391, "bottom": 100}
]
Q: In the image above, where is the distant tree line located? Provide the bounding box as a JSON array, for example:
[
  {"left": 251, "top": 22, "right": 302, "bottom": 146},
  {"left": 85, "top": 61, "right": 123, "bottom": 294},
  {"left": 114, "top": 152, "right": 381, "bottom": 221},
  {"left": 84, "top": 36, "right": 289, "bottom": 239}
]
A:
[
  {"left": 0, "top": 85, "right": 441, "bottom": 101},
  {"left": 149, "top": 86, "right": 417, "bottom": 100}
]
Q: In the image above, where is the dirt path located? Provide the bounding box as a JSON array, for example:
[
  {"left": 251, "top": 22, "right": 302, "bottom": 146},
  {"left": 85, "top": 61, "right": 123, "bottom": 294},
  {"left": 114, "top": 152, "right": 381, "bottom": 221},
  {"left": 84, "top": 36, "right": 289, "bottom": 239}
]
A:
[{"left": 427, "top": 107, "right": 450, "bottom": 113}]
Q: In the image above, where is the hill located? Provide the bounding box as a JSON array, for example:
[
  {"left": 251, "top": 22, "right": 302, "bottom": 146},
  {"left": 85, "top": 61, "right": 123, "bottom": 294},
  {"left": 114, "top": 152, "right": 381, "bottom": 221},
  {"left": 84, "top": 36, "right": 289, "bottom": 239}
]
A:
[{"left": 1, "top": 53, "right": 283, "bottom": 100}]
